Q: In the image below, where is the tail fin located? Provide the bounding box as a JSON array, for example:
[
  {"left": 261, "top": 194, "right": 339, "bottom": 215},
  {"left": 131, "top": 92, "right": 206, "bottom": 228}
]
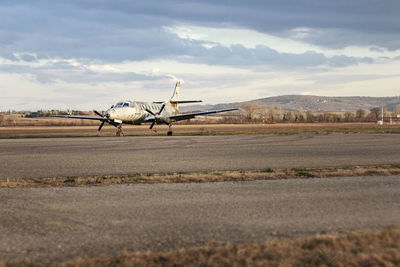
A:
[
  {"left": 171, "top": 81, "right": 180, "bottom": 101},
  {"left": 169, "top": 82, "right": 180, "bottom": 113},
  {"left": 166, "top": 81, "right": 202, "bottom": 114}
]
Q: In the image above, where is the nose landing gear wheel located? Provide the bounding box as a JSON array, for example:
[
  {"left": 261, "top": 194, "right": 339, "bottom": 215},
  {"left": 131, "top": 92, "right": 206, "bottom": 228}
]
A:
[{"left": 167, "top": 131, "right": 173, "bottom": 136}]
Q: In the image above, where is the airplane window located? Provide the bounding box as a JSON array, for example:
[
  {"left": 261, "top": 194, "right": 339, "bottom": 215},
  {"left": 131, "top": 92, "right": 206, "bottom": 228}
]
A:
[
  {"left": 115, "top": 102, "right": 123, "bottom": 107},
  {"left": 123, "top": 103, "right": 129, "bottom": 107}
]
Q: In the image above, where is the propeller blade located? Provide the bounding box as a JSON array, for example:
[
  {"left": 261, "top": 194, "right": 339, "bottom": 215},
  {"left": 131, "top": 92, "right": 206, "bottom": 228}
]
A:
[
  {"left": 157, "top": 104, "right": 166, "bottom": 115},
  {"left": 145, "top": 109, "right": 155, "bottom": 116},
  {"left": 147, "top": 104, "right": 166, "bottom": 132},
  {"left": 108, "top": 120, "right": 118, "bottom": 127},
  {"left": 94, "top": 110, "right": 103, "bottom": 117},
  {"left": 98, "top": 120, "right": 106, "bottom": 132}
]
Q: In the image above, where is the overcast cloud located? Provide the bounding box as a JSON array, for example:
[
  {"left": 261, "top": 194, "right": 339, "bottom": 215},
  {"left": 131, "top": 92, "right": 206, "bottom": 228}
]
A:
[{"left": 0, "top": 0, "right": 399, "bottom": 110}]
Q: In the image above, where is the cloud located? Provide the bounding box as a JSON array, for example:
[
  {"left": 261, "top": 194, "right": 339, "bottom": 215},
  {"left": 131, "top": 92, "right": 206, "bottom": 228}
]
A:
[
  {"left": 1, "top": 0, "right": 399, "bottom": 65},
  {"left": 283, "top": 28, "right": 400, "bottom": 51},
  {"left": 178, "top": 44, "right": 372, "bottom": 69},
  {"left": 0, "top": 42, "right": 372, "bottom": 84},
  {"left": 19, "top": 54, "right": 37, "bottom": 62},
  {"left": 0, "top": 61, "right": 167, "bottom": 84},
  {"left": 0, "top": 0, "right": 399, "bottom": 110}
]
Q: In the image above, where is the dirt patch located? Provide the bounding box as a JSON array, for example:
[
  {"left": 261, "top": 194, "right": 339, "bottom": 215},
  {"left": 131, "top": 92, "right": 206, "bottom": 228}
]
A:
[{"left": 2, "top": 165, "right": 400, "bottom": 188}]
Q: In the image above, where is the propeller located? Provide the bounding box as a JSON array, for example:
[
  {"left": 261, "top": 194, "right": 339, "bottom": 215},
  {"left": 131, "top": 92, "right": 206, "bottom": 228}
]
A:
[
  {"left": 94, "top": 110, "right": 117, "bottom": 134},
  {"left": 98, "top": 120, "right": 106, "bottom": 132},
  {"left": 145, "top": 104, "right": 169, "bottom": 131},
  {"left": 94, "top": 110, "right": 104, "bottom": 117}
]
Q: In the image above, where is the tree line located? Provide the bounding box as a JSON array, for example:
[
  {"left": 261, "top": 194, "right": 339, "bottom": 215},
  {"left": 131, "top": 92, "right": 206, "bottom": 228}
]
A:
[{"left": 218, "top": 103, "right": 399, "bottom": 124}]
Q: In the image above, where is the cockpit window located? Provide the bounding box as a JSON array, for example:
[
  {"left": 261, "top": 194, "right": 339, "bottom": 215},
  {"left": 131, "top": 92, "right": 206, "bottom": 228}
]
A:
[
  {"left": 123, "top": 103, "right": 129, "bottom": 107},
  {"left": 115, "top": 102, "right": 123, "bottom": 108}
]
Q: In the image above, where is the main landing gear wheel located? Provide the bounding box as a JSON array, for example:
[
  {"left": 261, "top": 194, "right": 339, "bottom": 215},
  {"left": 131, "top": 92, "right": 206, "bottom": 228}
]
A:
[
  {"left": 167, "top": 124, "right": 173, "bottom": 136},
  {"left": 116, "top": 126, "right": 123, "bottom": 136}
]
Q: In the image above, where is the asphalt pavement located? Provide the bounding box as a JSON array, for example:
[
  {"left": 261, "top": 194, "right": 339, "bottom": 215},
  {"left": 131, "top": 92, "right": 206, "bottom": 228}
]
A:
[
  {"left": 1, "top": 176, "right": 399, "bottom": 263},
  {"left": 1, "top": 134, "right": 400, "bottom": 179}
]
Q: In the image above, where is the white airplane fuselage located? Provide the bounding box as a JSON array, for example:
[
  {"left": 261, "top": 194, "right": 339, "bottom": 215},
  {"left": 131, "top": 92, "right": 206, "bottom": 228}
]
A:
[{"left": 106, "top": 101, "right": 176, "bottom": 124}]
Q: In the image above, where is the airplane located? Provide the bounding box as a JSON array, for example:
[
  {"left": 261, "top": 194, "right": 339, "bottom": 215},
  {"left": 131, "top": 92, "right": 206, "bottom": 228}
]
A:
[{"left": 51, "top": 82, "right": 238, "bottom": 136}]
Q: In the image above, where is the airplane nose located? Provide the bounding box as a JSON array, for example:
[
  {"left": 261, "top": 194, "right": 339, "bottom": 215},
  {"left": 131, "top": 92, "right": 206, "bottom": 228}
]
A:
[{"left": 106, "top": 109, "right": 116, "bottom": 119}]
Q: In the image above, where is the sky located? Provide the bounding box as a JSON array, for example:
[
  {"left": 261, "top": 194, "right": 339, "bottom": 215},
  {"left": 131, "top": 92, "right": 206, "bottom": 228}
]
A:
[{"left": 1, "top": 0, "right": 400, "bottom": 111}]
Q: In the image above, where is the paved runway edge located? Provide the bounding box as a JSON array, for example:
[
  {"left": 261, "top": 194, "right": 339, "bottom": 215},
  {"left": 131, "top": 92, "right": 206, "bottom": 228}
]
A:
[{"left": 1, "top": 176, "right": 399, "bottom": 263}]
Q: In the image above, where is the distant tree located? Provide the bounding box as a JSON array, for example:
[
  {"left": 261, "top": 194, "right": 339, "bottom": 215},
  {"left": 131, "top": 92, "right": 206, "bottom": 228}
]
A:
[
  {"left": 277, "top": 105, "right": 282, "bottom": 122},
  {"left": 294, "top": 108, "right": 304, "bottom": 122},
  {"left": 242, "top": 102, "right": 259, "bottom": 122},
  {"left": 322, "top": 112, "right": 332, "bottom": 122},
  {"left": 268, "top": 105, "right": 275, "bottom": 123},
  {"left": 369, "top": 107, "right": 381, "bottom": 121},
  {"left": 355, "top": 109, "right": 366, "bottom": 121},
  {"left": 283, "top": 111, "right": 292, "bottom": 122},
  {"left": 306, "top": 111, "right": 314, "bottom": 123},
  {"left": 261, "top": 107, "right": 268, "bottom": 123},
  {"left": 344, "top": 112, "right": 355, "bottom": 122},
  {"left": 333, "top": 113, "right": 342, "bottom": 122},
  {"left": 0, "top": 114, "right": 4, "bottom": 126}
]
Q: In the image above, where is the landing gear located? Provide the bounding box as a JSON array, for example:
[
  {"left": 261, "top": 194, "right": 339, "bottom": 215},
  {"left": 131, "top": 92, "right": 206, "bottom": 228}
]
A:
[
  {"left": 116, "top": 125, "right": 124, "bottom": 136},
  {"left": 167, "top": 124, "right": 173, "bottom": 136}
]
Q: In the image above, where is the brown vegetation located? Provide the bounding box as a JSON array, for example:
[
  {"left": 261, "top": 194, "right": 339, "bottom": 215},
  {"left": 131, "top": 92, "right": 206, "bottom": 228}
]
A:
[
  {"left": 2, "top": 165, "right": 400, "bottom": 188},
  {"left": 5, "top": 226, "right": 399, "bottom": 266},
  {"left": 0, "top": 114, "right": 98, "bottom": 127},
  {"left": 224, "top": 102, "right": 400, "bottom": 124},
  {"left": 1, "top": 123, "right": 400, "bottom": 138}
]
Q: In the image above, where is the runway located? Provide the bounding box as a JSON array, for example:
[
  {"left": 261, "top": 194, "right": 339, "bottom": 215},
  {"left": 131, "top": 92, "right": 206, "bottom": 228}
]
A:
[
  {"left": 1, "top": 134, "right": 400, "bottom": 179},
  {"left": 1, "top": 176, "right": 399, "bottom": 263}
]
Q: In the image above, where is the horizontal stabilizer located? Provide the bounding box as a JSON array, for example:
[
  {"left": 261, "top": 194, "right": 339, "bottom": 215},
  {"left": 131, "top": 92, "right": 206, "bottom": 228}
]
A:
[
  {"left": 153, "top": 100, "right": 202, "bottom": 104},
  {"left": 170, "top": 100, "right": 202, "bottom": 104}
]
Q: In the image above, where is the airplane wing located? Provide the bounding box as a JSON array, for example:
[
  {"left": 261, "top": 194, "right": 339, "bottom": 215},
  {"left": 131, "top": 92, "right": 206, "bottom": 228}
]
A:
[
  {"left": 169, "top": 108, "right": 238, "bottom": 122},
  {"left": 50, "top": 115, "right": 106, "bottom": 121}
]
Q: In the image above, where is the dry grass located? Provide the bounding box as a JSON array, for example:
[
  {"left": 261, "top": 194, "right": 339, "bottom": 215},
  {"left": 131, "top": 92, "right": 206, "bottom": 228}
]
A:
[
  {"left": 2, "top": 165, "right": 400, "bottom": 188},
  {"left": 0, "top": 115, "right": 99, "bottom": 127},
  {"left": 5, "top": 226, "right": 400, "bottom": 266},
  {"left": 1, "top": 123, "right": 400, "bottom": 138}
]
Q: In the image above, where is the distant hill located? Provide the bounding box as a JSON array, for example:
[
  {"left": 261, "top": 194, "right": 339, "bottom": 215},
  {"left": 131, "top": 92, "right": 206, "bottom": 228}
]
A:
[{"left": 180, "top": 95, "right": 400, "bottom": 113}]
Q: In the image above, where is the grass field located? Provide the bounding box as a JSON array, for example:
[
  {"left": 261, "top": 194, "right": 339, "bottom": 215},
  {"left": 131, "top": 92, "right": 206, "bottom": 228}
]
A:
[
  {"left": 76, "top": 226, "right": 400, "bottom": 267},
  {"left": 1, "top": 122, "right": 400, "bottom": 138},
  {"left": 71, "top": 226, "right": 400, "bottom": 267}
]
